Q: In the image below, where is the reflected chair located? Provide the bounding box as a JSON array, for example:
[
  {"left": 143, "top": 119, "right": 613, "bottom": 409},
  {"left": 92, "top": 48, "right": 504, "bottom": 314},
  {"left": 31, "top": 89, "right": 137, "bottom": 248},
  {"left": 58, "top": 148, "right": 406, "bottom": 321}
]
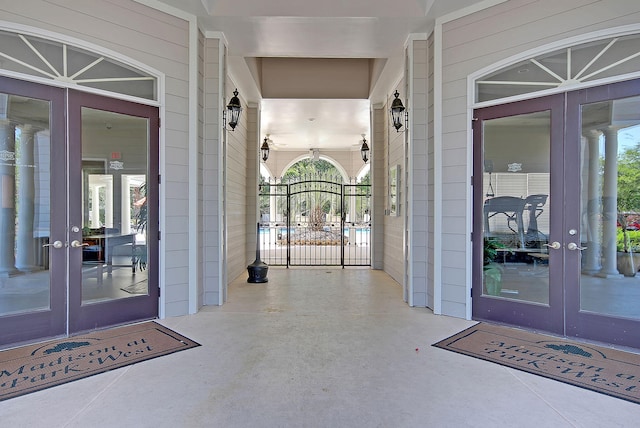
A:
[
  {"left": 484, "top": 196, "right": 527, "bottom": 249},
  {"left": 524, "top": 194, "right": 548, "bottom": 245}
]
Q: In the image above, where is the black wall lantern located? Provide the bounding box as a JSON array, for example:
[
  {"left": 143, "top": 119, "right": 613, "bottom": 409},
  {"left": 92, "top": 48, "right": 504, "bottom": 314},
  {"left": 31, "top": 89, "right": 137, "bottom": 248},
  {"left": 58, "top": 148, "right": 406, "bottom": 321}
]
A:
[
  {"left": 360, "top": 136, "right": 369, "bottom": 163},
  {"left": 390, "top": 90, "right": 407, "bottom": 132},
  {"left": 224, "top": 88, "right": 242, "bottom": 131},
  {"left": 261, "top": 137, "right": 270, "bottom": 162}
]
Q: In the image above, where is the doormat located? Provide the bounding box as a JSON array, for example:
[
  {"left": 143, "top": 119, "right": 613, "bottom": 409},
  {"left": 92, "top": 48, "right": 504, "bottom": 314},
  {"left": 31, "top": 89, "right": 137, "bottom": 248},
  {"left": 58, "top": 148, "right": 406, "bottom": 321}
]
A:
[
  {"left": 0, "top": 321, "right": 200, "bottom": 402},
  {"left": 433, "top": 323, "right": 640, "bottom": 405},
  {"left": 120, "top": 281, "right": 148, "bottom": 294}
]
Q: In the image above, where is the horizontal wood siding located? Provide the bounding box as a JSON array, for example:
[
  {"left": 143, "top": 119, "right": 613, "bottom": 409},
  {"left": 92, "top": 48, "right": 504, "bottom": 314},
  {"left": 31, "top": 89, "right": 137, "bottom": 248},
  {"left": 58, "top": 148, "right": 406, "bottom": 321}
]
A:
[
  {"left": 203, "top": 38, "right": 221, "bottom": 305},
  {"left": 372, "top": 107, "right": 385, "bottom": 270},
  {"left": 225, "top": 78, "right": 249, "bottom": 283},
  {"left": 384, "top": 81, "right": 406, "bottom": 285},
  {"left": 427, "top": 33, "right": 435, "bottom": 309},
  {"left": 412, "top": 39, "right": 429, "bottom": 307}
]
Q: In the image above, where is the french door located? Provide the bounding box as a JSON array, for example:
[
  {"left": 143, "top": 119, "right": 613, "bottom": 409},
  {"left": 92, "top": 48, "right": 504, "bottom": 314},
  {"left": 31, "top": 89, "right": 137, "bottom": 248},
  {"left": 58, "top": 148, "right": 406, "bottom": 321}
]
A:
[
  {"left": 473, "top": 79, "right": 640, "bottom": 349},
  {"left": 0, "top": 77, "right": 158, "bottom": 348}
]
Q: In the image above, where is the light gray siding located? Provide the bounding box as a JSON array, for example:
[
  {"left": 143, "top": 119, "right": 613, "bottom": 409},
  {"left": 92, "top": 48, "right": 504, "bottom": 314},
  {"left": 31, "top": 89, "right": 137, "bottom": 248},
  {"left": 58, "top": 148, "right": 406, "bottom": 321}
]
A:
[
  {"left": 427, "top": 33, "right": 435, "bottom": 309},
  {"left": 384, "top": 81, "right": 406, "bottom": 285},
  {"left": 372, "top": 106, "right": 385, "bottom": 270},
  {"left": 411, "top": 39, "right": 429, "bottom": 307},
  {"left": 225, "top": 79, "right": 250, "bottom": 283},
  {"left": 203, "top": 38, "right": 222, "bottom": 305}
]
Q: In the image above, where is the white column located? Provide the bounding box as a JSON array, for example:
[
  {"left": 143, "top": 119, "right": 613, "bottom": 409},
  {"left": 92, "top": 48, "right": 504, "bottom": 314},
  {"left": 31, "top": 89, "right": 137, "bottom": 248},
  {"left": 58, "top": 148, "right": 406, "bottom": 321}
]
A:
[
  {"left": 348, "top": 177, "right": 357, "bottom": 245},
  {"left": 582, "top": 130, "right": 602, "bottom": 275},
  {"left": 105, "top": 180, "right": 113, "bottom": 228},
  {"left": 597, "top": 126, "right": 623, "bottom": 277},
  {"left": 90, "top": 185, "right": 101, "bottom": 228},
  {"left": 16, "top": 125, "right": 39, "bottom": 271},
  {"left": 0, "top": 119, "right": 18, "bottom": 276},
  {"left": 121, "top": 175, "right": 131, "bottom": 234}
]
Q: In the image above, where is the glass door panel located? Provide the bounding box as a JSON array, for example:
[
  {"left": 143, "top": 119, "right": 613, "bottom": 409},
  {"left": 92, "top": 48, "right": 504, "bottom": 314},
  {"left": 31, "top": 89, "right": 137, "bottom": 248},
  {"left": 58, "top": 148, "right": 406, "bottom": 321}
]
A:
[
  {"left": 0, "top": 78, "right": 66, "bottom": 347},
  {"left": 579, "top": 100, "right": 640, "bottom": 319},
  {"left": 566, "top": 80, "right": 640, "bottom": 348},
  {"left": 68, "top": 90, "right": 158, "bottom": 333},
  {"left": 79, "top": 108, "right": 149, "bottom": 304},
  {"left": 482, "top": 111, "right": 551, "bottom": 304},
  {"left": 0, "top": 96, "right": 52, "bottom": 313},
  {"left": 473, "top": 94, "right": 565, "bottom": 334}
]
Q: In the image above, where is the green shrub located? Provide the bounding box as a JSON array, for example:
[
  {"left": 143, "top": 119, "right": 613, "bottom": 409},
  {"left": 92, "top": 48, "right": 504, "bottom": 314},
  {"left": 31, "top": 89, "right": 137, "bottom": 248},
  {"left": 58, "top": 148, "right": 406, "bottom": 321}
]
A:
[{"left": 617, "top": 228, "right": 640, "bottom": 252}]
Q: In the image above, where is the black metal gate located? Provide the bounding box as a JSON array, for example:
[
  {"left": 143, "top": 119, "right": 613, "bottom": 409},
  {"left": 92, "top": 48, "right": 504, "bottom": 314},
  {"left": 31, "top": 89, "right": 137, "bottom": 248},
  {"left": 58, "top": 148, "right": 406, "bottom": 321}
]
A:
[{"left": 259, "top": 176, "right": 371, "bottom": 267}]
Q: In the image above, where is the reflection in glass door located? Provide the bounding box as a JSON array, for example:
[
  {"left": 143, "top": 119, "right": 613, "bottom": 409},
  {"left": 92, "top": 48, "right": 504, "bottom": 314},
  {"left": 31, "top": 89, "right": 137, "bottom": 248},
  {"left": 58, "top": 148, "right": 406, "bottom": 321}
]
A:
[
  {"left": 473, "top": 94, "right": 565, "bottom": 334},
  {"left": 0, "top": 78, "right": 66, "bottom": 347},
  {"left": 566, "top": 81, "right": 640, "bottom": 348},
  {"left": 68, "top": 91, "right": 158, "bottom": 333},
  {"left": 0, "top": 96, "right": 52, "bottom": 312},
  {"left": 482, "top": 111, "right": 551, "bottom": 304},
  {"left": 78, "top": 109, "right": 149, "bottom": 304}
]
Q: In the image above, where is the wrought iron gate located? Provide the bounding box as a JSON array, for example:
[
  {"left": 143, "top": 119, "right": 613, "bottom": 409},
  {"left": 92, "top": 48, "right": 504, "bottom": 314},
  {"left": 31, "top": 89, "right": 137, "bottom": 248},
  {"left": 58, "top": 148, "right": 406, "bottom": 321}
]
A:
[{"left": 259, "top": 176, "right": 371, "bottom": 267}]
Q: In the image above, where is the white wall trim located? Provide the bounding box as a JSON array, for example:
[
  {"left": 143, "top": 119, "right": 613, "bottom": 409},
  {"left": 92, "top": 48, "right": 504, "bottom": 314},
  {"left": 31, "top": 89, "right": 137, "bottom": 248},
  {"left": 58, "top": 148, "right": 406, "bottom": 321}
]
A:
[
  {"left": 187, "top": 16, "right": 199, "bottom": 314},
  {"left": 405, "top": 44, "right": 412, "bottom": 306},
  {"left": 134, "top": 0, "right": 199, "bottom": 314},
  {"left": 469, "top": 23, "right": 640, "bottom": 109},
  {"left": 0, "top": 20, "right": 162, "bottom": 106},
  {"left": 405, "top": 33, "right": 428, "bottom": 307},
  {"left": 218, "top": 39, "right": 227, "bottom": 305},
  {"left": 434, "top": 0, "right": 507, "bottom": 319},
  {"left": 433, "top": 22, "right": 443, "bottom": 316}
]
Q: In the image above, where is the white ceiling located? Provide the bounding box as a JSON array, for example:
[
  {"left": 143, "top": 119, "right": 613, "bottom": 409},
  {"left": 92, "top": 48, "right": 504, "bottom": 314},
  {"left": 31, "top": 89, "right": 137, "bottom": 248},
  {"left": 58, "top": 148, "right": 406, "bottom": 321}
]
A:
[{"left": 152, "top": 0, "right": 488, "bottom": 151}]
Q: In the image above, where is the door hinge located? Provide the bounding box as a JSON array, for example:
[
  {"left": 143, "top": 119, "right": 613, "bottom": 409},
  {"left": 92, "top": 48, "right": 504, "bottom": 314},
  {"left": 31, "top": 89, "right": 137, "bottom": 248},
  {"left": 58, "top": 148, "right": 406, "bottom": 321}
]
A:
[
  {"left": 158, "top": 287, "right": 161, "bottom": 297},
  {"left": 158, "top": 231, "right": 161, "bottom": 240},
  {"left": 158, "top": 174, "right": 162, "bottom": 184},
  {"left": 470, "top": 288, "right": 473, "bottom": 298},
  {"left": 158, "top": 117, "right": 161, "bottom": 128},
  {"left": 470, "top": 175, "right": 474, "bottom": 186}
]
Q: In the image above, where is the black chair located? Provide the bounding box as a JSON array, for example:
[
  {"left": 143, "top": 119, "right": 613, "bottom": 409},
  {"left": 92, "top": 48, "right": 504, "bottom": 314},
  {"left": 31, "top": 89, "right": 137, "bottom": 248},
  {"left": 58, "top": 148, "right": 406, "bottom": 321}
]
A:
[
  {"left": 484, "top": 196, "right": 527, "bottom": 249},
  {"left": 524, "top": 194, "right": 548, "bottom": 245}
]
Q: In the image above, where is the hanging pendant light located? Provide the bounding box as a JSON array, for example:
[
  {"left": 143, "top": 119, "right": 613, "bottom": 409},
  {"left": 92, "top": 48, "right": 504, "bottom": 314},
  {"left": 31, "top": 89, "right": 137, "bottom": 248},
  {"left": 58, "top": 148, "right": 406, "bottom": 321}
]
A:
[
  {"left": 360, "top": 136, "right": 370, "bottom": 163},
  {"left": 261, "top": 137, "right": 270, "bottom": 162},
  {"left": 224, "top": 88, "right": 242, "bottom": 131},
  {"left": 390, "top": 90, "right": 406, "bottom": 132}
]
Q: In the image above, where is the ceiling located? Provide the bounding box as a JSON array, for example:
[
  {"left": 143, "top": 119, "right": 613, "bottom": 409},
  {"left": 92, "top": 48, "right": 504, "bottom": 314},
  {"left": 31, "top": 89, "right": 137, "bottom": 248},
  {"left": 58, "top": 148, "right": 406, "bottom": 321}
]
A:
[{"left": 152, "top": 0, "right": 489, "bottom": 151}]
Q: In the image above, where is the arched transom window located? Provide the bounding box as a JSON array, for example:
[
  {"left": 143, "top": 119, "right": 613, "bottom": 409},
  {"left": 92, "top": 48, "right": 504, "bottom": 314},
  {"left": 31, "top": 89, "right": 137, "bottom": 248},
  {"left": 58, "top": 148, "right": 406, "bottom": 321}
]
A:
[
  {"left": 476, "top": 32, "right": 640, "bottom": 103},
  {"left": 0, "top": 29, "right": 157, "bottom": 101}
]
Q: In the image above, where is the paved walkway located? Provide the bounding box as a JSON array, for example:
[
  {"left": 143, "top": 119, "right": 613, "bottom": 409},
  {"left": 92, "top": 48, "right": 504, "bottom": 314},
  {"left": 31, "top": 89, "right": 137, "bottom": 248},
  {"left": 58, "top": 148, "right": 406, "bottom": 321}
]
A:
[{"left": 1, "top": 267, "right": 638, "bottom": 427}]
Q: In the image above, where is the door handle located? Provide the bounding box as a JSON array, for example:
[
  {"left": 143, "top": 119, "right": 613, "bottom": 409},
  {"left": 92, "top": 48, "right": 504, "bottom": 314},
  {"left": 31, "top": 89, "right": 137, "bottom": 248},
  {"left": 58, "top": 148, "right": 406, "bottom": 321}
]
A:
[
  {"left": 70, "top": 240, "right": 89, "bottom": 248},
  {"left": 544, "top": 241, "right": 561, "bottom": 250},
  {"left": 567, "top": 242, "right": 587, "bottom": 251},
  {"left": 42, "top": 240, "right": 63, "bottom": 249}
]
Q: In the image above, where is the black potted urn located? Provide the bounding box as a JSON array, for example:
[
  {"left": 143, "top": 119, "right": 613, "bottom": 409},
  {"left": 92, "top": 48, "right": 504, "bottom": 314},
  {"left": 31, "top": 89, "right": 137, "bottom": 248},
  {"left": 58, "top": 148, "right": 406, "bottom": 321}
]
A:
[{"left": 247, "top": 223, "right": 268, "bottom": 283}]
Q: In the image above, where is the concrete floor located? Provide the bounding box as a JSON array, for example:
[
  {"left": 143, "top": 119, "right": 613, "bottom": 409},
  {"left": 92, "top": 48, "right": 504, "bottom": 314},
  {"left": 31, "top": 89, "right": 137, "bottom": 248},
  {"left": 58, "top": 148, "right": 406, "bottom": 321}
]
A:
[{"left": 1, "top": 267, "right": 639, "bottom": 427}]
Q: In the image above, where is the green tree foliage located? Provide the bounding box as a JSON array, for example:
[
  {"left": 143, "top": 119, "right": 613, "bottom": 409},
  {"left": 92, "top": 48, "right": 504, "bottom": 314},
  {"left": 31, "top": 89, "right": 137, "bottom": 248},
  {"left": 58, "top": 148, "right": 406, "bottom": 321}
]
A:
[
  {"left": 282, "top": 159, "right": 340, "bottom": 182},
  {"left": 617, "top": 142, "right": 640, "bottom": 252},
  {"left": 618, "top": 142, "right": 640, "bottom": 212}
]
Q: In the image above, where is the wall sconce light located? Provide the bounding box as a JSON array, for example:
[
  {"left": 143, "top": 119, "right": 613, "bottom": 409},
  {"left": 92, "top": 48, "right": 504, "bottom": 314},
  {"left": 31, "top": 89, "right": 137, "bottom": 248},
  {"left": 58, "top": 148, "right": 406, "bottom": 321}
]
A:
[
  {"left": 360, "top": 135, "right": 369, "bottom": 163},
  {"left": 261, "top": 136, "right": 270, "bottom": 162},
  {"left": 223, "top": 88, "right": 242, "bottom": 131},
  {"left": 390, "top": 90, "right": 407, "bottom": 132}
]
